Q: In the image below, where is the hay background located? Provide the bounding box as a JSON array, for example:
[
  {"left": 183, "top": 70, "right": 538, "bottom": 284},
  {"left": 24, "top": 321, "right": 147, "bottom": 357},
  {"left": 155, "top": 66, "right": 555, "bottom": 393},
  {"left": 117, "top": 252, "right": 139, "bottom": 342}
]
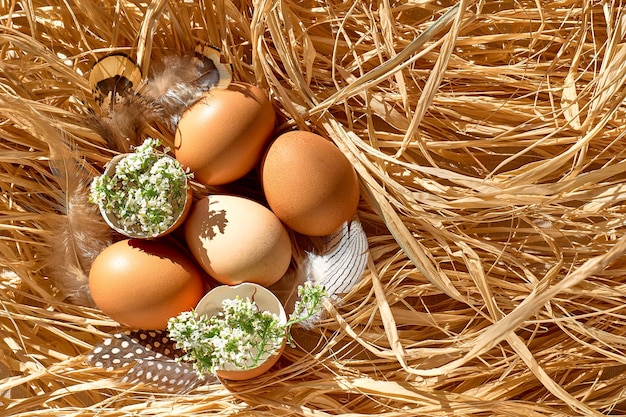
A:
[{"left": 1, "top": 0, "right": 626, "bottom": 415}]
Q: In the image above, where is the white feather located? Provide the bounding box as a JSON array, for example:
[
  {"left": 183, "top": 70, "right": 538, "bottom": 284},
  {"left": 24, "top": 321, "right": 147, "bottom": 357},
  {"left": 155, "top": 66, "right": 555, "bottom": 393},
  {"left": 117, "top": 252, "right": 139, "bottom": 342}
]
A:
[
  {"left": 303, "top": 215, "right": 369, "bottom": 297},
  {"left": 269, "top": 215, "right": 369, "bottom": 316}
]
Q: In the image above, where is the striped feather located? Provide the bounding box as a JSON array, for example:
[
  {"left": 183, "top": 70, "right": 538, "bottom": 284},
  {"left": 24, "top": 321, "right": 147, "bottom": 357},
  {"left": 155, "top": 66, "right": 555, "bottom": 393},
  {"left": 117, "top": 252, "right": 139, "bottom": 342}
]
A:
[{"left": 304, "top": 215, "right": 369, "bottom": 297}]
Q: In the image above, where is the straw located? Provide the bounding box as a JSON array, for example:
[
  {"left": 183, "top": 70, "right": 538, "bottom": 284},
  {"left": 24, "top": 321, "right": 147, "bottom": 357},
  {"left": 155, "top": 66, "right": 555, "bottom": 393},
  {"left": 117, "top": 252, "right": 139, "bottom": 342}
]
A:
[{"left": 2, "top": 0, "right": 626, "bottom": 415}]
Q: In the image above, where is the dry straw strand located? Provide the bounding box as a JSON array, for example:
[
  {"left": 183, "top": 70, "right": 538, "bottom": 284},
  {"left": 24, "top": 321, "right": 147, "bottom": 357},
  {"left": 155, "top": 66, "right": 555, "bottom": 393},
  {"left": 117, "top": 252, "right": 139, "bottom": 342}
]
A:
[{"left": 2, "top": 0, "right": 626, "bottom": 416}]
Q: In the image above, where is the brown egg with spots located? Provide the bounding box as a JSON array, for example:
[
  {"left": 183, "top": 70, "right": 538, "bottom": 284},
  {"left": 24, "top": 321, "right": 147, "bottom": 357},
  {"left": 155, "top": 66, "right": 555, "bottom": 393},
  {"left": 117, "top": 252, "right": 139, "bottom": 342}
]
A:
[
  {"left": 260, "top": 130, "right": 360, "bottom": 236},
  {"left": 174, "top": 82, "right": 276, "bottom": 185},
  {"left": 89, "top": 238, "right": 206, "bottom": 330}
]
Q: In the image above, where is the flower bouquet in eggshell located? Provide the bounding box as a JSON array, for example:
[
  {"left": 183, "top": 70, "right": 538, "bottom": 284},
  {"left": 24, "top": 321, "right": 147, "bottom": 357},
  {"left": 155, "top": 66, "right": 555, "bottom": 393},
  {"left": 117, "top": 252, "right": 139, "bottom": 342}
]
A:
[
  {"left": 89, "top": 138, "right": 194, "bottom": 239},
  {"left": 167, "top": 282, "right": 327, "bottom": 381}
]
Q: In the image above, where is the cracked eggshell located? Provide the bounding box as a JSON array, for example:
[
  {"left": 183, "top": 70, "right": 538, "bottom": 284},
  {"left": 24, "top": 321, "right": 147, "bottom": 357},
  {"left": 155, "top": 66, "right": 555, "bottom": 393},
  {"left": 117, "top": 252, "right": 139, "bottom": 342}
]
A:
[
  {"left": 183, "top": 194, "right": 292, "bottom": 287},
  {"left": 174, "top": 82, "right": 276, "bottom": 185},
  {"left": 89, "top": 238, "right": 206, "bottom": 330}
]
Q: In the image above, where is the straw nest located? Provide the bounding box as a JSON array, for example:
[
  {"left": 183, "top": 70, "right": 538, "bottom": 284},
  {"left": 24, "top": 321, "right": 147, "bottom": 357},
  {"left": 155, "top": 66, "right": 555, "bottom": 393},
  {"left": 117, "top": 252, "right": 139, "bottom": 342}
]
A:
[{"left": 1, "top": 0, "right": 626, "bottom": 415}]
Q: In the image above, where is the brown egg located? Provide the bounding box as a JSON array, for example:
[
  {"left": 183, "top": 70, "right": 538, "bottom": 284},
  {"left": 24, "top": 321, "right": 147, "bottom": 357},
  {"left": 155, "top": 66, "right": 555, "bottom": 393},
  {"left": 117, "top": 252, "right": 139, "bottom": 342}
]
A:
[
  {"left": 89, "top": 238, "right": 206, "bottom": 330},
  {"left": 260, "top": 130, "right": 360, "bottom": 236},
  {"left": 184, "top": 194, "right": 292, "bottom": 287},
  {"left": 174, "top": 82, "right": 276, "bottom": 185}
]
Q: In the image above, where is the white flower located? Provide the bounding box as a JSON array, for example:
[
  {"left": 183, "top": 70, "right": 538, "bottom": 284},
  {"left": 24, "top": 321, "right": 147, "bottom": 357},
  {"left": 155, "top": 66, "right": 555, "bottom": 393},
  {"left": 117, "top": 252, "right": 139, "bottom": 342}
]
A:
[
  {"left": 89, "top": 138, "right": 192, "bottom": 237},
  {"left": 167, "top": 284, "right": 327, "bottom": 378}
]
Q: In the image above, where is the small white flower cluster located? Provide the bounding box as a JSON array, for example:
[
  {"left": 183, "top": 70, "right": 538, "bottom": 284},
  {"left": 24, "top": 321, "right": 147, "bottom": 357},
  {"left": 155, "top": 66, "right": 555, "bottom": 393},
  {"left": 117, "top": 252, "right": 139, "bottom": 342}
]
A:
[
  {"left": 284, "top": 281, "right": 329, "bottom": 334},
  {"left": 167, "top": 284, "right": 326, "bottom": 377},
  {"left": 168, "top": 296, "right": 284, "bottom": 376},
  {"left": 90, "top": 138, "right": 191, "bottom": 237}
]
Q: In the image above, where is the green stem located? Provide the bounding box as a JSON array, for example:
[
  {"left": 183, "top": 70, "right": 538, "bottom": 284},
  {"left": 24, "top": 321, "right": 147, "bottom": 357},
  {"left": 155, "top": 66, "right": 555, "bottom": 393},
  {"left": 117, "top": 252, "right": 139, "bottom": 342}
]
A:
[
  {"left": 249, "top": 319, "right": 278, "bottom": 368},
  {"left": 286, "top": 300, "right": 323, "bottom": 327}
]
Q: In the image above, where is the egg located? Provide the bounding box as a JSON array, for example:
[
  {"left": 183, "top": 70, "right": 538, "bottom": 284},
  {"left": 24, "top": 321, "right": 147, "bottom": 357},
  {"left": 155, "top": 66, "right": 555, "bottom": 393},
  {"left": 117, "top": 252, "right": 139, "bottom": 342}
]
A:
[
  {"left": 184, "top": 194, "right": 292, "bottom": 287},
  {"left": 89, "top": 238, "right": 206, "bottom": 330},
  {"left": 260, "top": 130, "right": 360, "bottom": 236},
  {"left": 174, "top": 82, "right": 276, "bottom": 185}
]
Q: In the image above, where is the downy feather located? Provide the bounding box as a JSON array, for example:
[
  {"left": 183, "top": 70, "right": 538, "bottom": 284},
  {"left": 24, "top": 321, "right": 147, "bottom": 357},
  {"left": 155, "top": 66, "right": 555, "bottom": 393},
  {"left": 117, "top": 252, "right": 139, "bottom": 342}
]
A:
[
  {"left": 45, "top": 140, "right": 113, "bottom": 306},
  {"left": 85, "top": 46, "right": 232, "bottom": 146},
  {"left": 85, "top": 53, "right": 154, "bottom": 152},
  {"left": 141, "top": 45, "right": 232, "bottom": 129},
  {"left": 85, "top": 93, "right": 155, "bottom": 153}
]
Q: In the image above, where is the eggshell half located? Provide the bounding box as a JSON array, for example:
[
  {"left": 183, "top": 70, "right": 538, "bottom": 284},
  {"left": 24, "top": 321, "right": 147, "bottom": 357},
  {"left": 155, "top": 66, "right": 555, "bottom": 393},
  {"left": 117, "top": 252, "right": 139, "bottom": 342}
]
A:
[
  {"left": 174, "top": 82, "right": 276, "bottom": 185},
  {"left": 89, "top": 238, "right": 206, "bottom": 330},
  {"left": 184, "top": 194, "right": 292, "bottom": 287},
  {"left": 260, "top": 130, "right": 360, "bottom": 236}
]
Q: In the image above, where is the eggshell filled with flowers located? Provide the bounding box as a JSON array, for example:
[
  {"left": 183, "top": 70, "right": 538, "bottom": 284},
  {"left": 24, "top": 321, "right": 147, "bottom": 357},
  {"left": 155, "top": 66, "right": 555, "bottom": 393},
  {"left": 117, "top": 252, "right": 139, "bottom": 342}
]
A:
[
  {"left": 195, "top": 283, "right": 287, "bottom": 380},
  {"left": 184, "top": 194, "right": 292, "bottom": 286},
  {"left": 89, "top": 238, "right": 206, "bottom": 330},
  {"left": 260, "top": 130, "right": 360, "bottom": 236},
  {"left": 174, "top": 82, "right": 276, "bottom": 185},
  {"left": 90, "top": 139, "right": 192, "bottom": 239}
]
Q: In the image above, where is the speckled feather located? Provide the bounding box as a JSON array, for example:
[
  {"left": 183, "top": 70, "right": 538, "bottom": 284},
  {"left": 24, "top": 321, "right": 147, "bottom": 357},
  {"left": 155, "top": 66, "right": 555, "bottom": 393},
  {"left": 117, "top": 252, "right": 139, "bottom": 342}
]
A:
[
  {"left": 86, "top": 44, "right": 232, "bottom": 151},
  {"left": 142, "top": 45, "right": 232, "bottom": 128},
  {"left": 86, "top": 330, "right": 214, "bottom": 393}
]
